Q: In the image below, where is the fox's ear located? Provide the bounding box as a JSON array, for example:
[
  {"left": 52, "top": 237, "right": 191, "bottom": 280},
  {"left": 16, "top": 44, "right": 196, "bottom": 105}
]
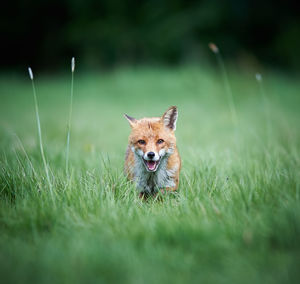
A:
[
  {"left": 124, "top": 114, "right": 137, "bottom": 127},
  {"left": 162, "top": 106, "right": 178, "bottom": 131}
]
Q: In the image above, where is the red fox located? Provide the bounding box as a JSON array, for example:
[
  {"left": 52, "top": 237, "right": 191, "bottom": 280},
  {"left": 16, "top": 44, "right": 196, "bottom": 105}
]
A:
[{"left": 124, "top": 106, "right": 181, "bottom": 197}]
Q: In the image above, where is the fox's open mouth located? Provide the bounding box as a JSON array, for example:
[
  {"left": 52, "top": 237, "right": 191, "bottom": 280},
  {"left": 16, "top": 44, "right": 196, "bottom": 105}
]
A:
[{"left": 142, "top": 158, "right": 160, "bottom": 172}]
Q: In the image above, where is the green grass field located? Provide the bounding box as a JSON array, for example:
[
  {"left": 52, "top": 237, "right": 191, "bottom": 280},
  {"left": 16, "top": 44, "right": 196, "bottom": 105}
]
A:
[{"left": 0, "top": 65, "right": 299, "bottom": 283}]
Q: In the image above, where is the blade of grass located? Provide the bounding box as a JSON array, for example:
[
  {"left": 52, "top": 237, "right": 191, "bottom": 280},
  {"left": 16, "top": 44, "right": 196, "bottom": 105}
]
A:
[
  {"left": 12, "top": 132, "right": 38, "bottom": 179},
  {"left": 28, "top": 67, "right": 53, "bottom": 196},
  {"left": 66, "top": 57, "right": 75, "bottom": 177},
  {"left": 209, "top": 43, "right": 238, "bottom": 126},
  {"left": 256, "top": 73, "right": 271, "bottom": 143}
]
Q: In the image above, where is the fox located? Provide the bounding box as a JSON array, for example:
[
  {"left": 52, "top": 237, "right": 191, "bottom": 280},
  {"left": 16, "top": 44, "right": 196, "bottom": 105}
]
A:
[{"left": 124, "top": 106, "right": 181, "bottom": 197}]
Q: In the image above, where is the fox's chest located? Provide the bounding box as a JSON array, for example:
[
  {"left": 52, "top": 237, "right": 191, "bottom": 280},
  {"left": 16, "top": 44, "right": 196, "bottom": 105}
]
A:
[{"left": 133, "top": 158, "right": 176, "bottom": 193}]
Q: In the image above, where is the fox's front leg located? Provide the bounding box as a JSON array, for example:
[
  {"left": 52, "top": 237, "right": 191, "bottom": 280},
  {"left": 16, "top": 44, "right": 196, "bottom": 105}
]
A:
[
  {"left": 162, "top": 176, "right": 179, "bottom": 193},
  {"left": 139, "top": 191, "right": 151, "bottom": 200},
  {"left": 160, "top": 187, "right": 177, "bottom": 194}
]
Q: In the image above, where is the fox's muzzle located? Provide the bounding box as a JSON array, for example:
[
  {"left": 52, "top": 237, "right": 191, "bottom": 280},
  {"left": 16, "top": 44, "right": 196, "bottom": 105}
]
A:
[{"left": 143, "top": 151, "right": 159, "bottom": 161}]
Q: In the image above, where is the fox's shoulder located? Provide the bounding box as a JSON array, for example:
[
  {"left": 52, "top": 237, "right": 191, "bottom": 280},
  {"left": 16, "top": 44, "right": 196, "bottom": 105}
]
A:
[{"left": 124, "top": 145, "right": 135, "bottom": 179}]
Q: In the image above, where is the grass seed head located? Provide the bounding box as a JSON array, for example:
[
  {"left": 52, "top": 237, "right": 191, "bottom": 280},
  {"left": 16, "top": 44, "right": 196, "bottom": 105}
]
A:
[
  {"left": 71, "top": 57, "right": 75, "bottom": 72},
  {"left": 208, "top": 43, "right": 219, "bottom": 54},
  {"left": 255, "top": 73, "right": 262, "bottom": 82},
  {"left": 28, "top": 67, "right": 33, "bottom": 80}
]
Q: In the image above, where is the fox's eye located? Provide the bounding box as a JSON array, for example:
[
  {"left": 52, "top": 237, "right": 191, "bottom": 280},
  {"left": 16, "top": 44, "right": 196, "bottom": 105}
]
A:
[
  {"left": 138, "top": 139, "right": 146, "bottom": 145},
  {"left": 157, "top": 139, "right": 164, "bottom": 144}
]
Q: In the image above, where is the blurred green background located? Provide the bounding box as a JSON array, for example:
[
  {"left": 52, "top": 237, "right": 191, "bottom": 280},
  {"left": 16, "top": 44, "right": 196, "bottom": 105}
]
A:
[
  {"left": 1, "top": 1, "right": 300, "bottom": 284},
  {"left": 2, "top": 0, "right": 300, "bottom": 71}
]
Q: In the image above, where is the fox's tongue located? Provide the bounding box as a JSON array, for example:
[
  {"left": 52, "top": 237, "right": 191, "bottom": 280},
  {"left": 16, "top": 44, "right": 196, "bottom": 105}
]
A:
[{"left": 147, "top": 161, "right": 156, "bottom": 171}]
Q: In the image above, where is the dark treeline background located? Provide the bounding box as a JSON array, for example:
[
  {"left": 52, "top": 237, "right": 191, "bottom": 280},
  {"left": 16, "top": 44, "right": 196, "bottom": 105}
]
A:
[{"left": 1, "top": 0, "right": 299, "bottom": 71}]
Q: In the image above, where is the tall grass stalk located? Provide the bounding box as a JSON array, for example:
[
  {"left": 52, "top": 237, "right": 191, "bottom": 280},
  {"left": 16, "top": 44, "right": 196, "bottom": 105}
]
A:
[
  {"left": 209, "top": 43, "right": 238, "bottom": 126},
  {"left": 28, "top": 67, "right": 53, "bottom": 194},
  {"left": 256, "top": 73, "right": 271, "bottom": 142},
  {"left": 66, "top": 57, "right": 75, "bottom": 176}
]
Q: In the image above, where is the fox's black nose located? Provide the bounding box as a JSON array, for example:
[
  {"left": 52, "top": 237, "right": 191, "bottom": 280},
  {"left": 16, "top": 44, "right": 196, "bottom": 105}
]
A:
[{"left": 147, "top": 152, "right": 155, "bottom": 159}]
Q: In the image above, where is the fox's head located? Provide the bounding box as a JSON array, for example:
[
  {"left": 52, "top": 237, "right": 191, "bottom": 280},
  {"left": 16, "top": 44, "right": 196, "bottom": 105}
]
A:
[{"left": 124, "top": 106, "right": 178, "bottom": 172}]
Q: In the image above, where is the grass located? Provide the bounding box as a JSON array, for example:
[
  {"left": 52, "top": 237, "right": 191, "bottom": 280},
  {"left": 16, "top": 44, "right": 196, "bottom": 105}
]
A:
[
  {"left": 65, "top": 57, "right": 75, "bottom": 177},
  {"left": 209, "top": 43, "right": 238, "bottom": 125},
  {"left": 27, "top": 67, "right": 52, "bottom": 193},
  {"left": 0, "top": 65, "right": 300, "bottom": 283}
]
